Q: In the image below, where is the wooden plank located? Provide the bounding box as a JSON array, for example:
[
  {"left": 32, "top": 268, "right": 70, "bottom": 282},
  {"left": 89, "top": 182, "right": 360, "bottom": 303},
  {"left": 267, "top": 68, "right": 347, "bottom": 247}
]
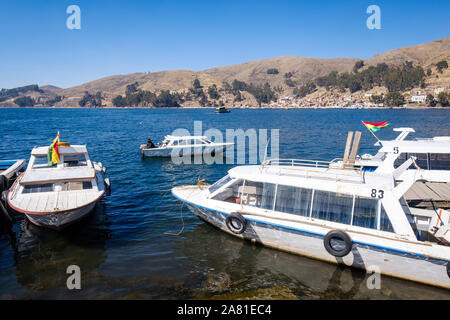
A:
[
  {"left": 413, "top": 182, "right": 441, "bottom": 200},
  {"left": 425, "top": 183, "right": 450, "bottom": 201},
  {"left": 349, "top": 131, "right": 362, "bottom": 161},
  {"left": 343, "top": 131, "right": 354, "bottom": 162},
  {"left": 404, "top": 185, "right": 422, "bottom": 200}
]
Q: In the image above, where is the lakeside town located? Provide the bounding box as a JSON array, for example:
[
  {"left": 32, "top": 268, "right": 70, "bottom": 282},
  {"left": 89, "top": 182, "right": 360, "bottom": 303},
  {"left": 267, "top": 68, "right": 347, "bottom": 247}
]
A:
[{"left": 266, "top": 85, "right": 450, "bottom": 109}]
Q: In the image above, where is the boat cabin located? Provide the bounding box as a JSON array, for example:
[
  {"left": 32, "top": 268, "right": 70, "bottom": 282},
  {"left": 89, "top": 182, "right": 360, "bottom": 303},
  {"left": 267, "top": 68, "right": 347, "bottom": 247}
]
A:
[
  {"left": 206, "top": 158, "right": 450, "bottom": 245},
  {"left": 162, "top": 135, "right": 213, "bottom": 148},
  {"left": 17, "top": 145, "right": 98, "bottom": 195}
]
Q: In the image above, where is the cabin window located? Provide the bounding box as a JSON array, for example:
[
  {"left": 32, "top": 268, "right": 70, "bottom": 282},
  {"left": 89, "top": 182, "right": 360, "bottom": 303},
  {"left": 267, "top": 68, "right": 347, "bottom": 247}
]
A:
[
  {"left": 409, "top": 153, "right": 428, "bottom": 169},
  {"left": 379, "top": 205, "right": 394, "bottom": 232},
  {"left": 240, "top": 181, "right": 263, "bottom": 207},
  {"left": 211, "top": 179, "right": 244, "bottom": 203},
  {"left": 209, "top": 175, "right": 232, "bottom": 194},
  {"left": 352, "top": 196, "right": 378, "bottom": 229},
  {"left": 63, "top": 154, "right": 87, "bottom": 167},
  {"left": 311, "top": 191, "right": 353, "bottom": 224},
  {"left": 274, "top": 185, "right": 312, "bottom": 217},
  {"left": 429, "top": 153, "right": 450, "bottom": 170},
  {"left": 259, "top": 183, "right": 276, "bottom": 210},
  {"left": 32, "top": 156, "right": 53, "bottom": 168},
  {"left": 61, "top": 181, "right": 93, "bottom": 191},
  {"left": 23, "top": 183, "right": 53, "bottom": 193}
]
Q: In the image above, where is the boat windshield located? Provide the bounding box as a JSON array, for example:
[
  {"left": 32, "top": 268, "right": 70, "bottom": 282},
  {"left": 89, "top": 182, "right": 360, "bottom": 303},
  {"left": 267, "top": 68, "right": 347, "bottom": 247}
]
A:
[{"left": 209, "top": 175, "right": 232, "bottom": 194}]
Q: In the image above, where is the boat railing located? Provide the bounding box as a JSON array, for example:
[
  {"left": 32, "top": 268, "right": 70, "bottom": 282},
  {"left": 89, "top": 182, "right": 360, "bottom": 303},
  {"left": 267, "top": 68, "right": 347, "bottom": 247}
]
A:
[{"left": 260, "top": 158, "right": 364, "bottom": 179}]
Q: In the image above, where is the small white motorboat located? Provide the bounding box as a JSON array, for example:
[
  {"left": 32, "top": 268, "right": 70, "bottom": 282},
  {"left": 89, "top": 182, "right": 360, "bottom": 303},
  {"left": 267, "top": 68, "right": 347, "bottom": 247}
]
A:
[
  {"left": 7, "top": 144, "right": 111, "bottom": 229},
  {"left": 140, "top": 135, "right": 234, "bottom": 158}
]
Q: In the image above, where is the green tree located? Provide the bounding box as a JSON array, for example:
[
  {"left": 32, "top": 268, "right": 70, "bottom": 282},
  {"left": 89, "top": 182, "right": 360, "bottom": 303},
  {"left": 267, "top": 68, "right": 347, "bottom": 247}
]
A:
[
  {"left": 267, "top": 68, "right": 279, "bottom": 75},
  {"left": 370, "top": 94, "right": 384, "bottom": 105},
  {"left": 353, "top": 60, "right": 365, "bottom": 73},
  {"left": 112, "top": 95, "right": 127, "bottom": 107},
  {"left": 384, "top": 92, "right": 405, "bottom": 107},
  {"left": 207, "top": 84, "right": 220, "bottom": 100},
  {"left": 126, "top": 82, "right": 139, "bottom": 95},
  {"left": 438, "top": 92, "right": 450, "bottom": 107},
  {"left": 293, "top": 82, "right": 316, "bottom": 98},
  {"left": 426, "top": 94, "right": 437, "bottom": 107},
  {"left": 436, "top": 60, "right": 449, "bottom": 73},
  {"left": 193, "top": 78, "right": 202, "bottom": 89}
]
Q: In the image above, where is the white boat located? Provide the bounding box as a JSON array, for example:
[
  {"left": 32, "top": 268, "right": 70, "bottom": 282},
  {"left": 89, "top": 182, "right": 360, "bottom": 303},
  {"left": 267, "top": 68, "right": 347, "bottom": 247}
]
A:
[
  {"left": 7, "top": 144, "right": 111, "bottom": 229},
  {"left": 342, "top": 128, "right": 450, "bottom": 209},
  {"left": 140, "top": 135, "right": 234, "bottom": 157},
  {"left": 0, "top": 159, "right": 26, "bottom": 192},
  {"left": 352, "top": 128, "right": 450, "bottom": 182},
  {"left": 172, "top": 142, "right": 450, "bottom": 288}
]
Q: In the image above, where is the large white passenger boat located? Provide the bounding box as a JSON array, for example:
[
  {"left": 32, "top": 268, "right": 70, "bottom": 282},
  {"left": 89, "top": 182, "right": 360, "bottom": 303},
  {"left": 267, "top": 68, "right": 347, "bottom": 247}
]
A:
[
  {"left": 172, "top": 140, "right": 450, "bottom": 288},
  {"left": 140, "top": 135, "right": 234, "bottom": 158},
  {"left": 7, "top": 144, "right": 111, "bottom": 229}
]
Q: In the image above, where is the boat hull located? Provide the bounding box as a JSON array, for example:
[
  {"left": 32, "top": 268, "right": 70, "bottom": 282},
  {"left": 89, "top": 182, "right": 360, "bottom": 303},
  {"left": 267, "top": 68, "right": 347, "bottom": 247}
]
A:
[
  {"left": 24, "top": 203, "right": 96, "bottom": 230},
  {"left": 185, "top": 204, "right": 450, "bottom": 289},
  {"left": 142, "top": 145, "right": 226, "bottom": 158}
]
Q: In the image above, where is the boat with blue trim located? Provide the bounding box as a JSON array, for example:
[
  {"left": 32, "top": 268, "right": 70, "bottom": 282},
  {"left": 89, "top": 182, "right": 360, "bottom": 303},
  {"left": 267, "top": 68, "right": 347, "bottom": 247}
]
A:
[
  {"left": 0, "top": 159, "right": 26, "bottom": 193},
  {"left": 172, "top": 137, "right": 450, "bottom": 288}
]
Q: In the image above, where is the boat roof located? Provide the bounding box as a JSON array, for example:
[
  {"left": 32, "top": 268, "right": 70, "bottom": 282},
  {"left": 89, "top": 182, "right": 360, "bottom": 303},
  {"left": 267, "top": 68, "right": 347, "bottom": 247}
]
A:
[
  {"left": 164, "top": 135, "right": 208, "bottom": 140},
  {"left": 31, "top": 145, "right": 88, "bottom": 157},
  {"left": 20, "top": 167, "right": 95, "bottom": 185},
  {"left": 227, "top": 163, "right": 392, "bottom": 191},
  {"left": 378, "top": 139, "right": 450, "bottom": 153}
]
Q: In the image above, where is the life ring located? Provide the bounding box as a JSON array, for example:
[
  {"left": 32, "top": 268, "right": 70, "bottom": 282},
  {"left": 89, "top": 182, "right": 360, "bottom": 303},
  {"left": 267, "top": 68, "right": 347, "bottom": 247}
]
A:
[
  {"left": 58, "top": 142, "right": 70, "bottom": 147},
  {"left": 225, "top": 213, "right": 247, "bottom": 234},
  {"left": 324, "top": 230, "right": 353, "bottom": 257}
]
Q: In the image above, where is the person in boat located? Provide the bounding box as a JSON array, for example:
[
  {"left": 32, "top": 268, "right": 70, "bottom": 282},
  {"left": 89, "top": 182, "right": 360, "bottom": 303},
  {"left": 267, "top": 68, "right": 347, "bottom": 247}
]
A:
[{"left": 146, "top": 138, "right": 156, "bottom": 149}]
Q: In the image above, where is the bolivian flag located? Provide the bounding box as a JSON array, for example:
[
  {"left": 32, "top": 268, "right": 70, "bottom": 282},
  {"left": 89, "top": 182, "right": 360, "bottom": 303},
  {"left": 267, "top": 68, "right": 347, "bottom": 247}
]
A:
[
  {"left": 47, "top": 132, "right": 60, "bottom": 165},
  {"left": 362, "top": 121, "right": 390, "bottom": 133}
]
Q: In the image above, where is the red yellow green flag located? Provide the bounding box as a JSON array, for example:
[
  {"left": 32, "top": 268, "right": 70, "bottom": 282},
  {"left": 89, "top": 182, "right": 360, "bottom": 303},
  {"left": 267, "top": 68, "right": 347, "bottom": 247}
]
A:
[
  {"left": 47, "top": 132, "right": 60, "bottom": 165},
  {"left": 362, "top": 121, "right": 390, "bottom": 133}
]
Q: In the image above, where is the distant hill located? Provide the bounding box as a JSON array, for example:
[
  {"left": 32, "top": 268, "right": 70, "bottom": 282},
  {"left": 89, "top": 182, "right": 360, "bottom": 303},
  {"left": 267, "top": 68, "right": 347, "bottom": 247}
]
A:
[{"left": 1, "top": 37, "right": 449, "bottom": 107}]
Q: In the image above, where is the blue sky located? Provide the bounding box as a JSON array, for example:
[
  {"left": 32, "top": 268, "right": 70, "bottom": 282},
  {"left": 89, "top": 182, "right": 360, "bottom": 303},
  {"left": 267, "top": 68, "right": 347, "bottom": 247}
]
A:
[{"left": 0, "top": 0, "right": 449, "bottom": 89}]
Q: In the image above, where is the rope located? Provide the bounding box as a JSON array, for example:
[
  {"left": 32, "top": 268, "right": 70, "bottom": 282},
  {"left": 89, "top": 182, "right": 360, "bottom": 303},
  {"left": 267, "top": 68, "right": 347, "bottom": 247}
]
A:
[{"left": 164, "top": 178, "right": 209, "bottom": 236}]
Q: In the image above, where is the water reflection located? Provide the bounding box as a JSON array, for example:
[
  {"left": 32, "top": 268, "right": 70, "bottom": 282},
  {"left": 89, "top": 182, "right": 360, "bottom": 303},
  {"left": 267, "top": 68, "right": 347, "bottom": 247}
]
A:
[
  {"left": 176, "top": 222, "right": 450, "bottom": 300},
  {"left": 8, "top": 203, "right": 110, "bottom": 294}
]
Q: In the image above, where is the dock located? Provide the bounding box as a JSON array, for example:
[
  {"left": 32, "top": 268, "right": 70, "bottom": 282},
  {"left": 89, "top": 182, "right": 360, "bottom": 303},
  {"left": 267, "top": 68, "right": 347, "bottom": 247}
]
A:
[{"left": 405, "top": 181, "right": 450, "bottom": 208}]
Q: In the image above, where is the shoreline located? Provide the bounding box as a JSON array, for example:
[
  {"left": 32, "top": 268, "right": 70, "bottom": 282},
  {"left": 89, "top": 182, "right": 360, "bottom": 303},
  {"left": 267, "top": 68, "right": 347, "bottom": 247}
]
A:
[{"left": 1, "top": 105, "right": 449, "bottom": 110}]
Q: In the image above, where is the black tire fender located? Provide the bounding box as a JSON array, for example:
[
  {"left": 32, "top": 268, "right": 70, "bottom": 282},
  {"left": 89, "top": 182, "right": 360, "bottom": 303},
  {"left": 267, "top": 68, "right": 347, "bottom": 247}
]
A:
[
  {"left": 225, "top": 213, "right": 247, "bottom": 234},
  {"left": 324, "top": 230, "right": 353, "bottom": 258},
  {"left": 447, "top": 261, "right": 450, "bottom": 279}
]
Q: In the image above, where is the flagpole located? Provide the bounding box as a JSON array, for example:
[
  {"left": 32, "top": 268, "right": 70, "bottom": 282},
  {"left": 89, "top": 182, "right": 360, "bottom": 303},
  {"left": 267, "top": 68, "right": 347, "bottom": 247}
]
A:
[{"left": 361, "top": 121, "right": 380, "bottom": 141}]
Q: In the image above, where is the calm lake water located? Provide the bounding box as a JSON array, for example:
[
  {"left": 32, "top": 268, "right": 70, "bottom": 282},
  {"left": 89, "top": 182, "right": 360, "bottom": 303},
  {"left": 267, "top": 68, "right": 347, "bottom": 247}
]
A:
[{"left": 1, "top": 107, "right": 450, "bottom": 299}]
